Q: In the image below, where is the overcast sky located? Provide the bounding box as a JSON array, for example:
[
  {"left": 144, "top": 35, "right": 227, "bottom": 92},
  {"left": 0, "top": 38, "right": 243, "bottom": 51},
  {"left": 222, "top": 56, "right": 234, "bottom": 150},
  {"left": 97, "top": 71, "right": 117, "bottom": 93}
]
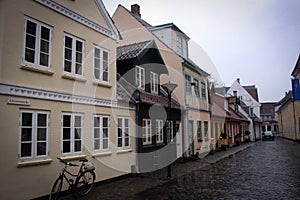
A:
[{"left": 103, "top": 0, "right": 300, "bottom": 102}]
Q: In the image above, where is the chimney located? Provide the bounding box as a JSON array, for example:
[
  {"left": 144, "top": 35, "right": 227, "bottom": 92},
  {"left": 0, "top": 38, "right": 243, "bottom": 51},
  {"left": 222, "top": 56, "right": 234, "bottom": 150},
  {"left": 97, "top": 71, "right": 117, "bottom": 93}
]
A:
[
  {"left": 131, "top": 4, "right": 141, "bottom": 17},
  {"left": 233, "top": 90, "right": 237, "bottom": 97},
  {"left": 237, "top": 78, "right": 240, "bottom": 84}
]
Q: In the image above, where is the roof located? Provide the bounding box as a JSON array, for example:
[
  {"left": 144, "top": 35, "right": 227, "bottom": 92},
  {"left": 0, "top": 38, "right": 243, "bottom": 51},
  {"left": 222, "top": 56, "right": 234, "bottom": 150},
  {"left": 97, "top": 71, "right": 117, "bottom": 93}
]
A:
[
  {"left": 117, "top": 40, "right": 152, "bottom": 60},
  {"left": 118, "top": 4, "right": 152, "bottom": 28},
  {"left": 243, "top": 85, "right": 259, "bottom": 102},
  {"left": 139, "top": 90, "right": 181, "bottom": 109},
  {"left": 227, "top": 107, "right": 249, "bottom": 122},
  {"left": 260, "top": 103, "right": 276, "bottom": 116},
  {"left": 291, "top": 54, "right": 300, "bottom": 77},
  {"left": 182, "top": 57, "right": 210, "bottom": 77},
  {"left": 149, "top": 23, "right": 190, "bottom": 40},
  {"left": 277, "top": 91, "right": 293, "bottom": 111},
  {"left": 210, "top": 102, "right": 226, "bottom": 118}
]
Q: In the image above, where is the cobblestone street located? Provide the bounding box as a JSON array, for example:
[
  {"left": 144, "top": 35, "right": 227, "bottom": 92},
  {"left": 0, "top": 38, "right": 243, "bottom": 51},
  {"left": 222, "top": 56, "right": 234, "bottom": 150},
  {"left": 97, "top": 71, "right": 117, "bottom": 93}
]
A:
[{"left": 59, "top": 138, "right": 300, "bottom": 200}]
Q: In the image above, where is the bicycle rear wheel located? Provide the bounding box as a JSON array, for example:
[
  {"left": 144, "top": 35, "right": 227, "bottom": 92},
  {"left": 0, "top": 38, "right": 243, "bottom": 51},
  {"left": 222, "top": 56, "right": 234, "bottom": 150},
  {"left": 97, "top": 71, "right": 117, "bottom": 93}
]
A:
[
  {"left": 75, "top": 170, "right": 95, "bottom": 197},
  {"left": 49, "top": 176, "right": 63, "bottom": 200}
]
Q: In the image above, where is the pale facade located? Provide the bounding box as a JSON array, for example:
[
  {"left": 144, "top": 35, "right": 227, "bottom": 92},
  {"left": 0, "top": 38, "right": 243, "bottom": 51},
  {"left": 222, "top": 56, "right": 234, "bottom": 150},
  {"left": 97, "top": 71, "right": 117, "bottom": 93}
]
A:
[{"left": 0, "top": 0, "right": 136, "bottom": 199}]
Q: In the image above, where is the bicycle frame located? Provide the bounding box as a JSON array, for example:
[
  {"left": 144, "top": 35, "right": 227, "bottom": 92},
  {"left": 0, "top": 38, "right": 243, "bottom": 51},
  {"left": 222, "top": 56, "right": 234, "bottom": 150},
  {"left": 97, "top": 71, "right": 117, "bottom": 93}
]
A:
[{"left": 59, "top": 164, "right": 83, "bottom": 190}]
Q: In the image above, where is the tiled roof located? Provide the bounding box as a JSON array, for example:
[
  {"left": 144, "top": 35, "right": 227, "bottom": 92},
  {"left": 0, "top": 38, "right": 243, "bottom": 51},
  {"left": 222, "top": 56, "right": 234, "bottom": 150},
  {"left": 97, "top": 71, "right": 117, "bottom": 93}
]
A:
[
  {"left": 243, "top": 85, "right": 259, "bottom": 101},
  {"left": 260, "top": 103, "right": 276, "bottom": 116},
  {"left": 227, "top": 107, "right": 249, "bottom": 122},
  {"left": 119, "top": 5, "right": 152, "bottom": 28},
  {"left": 117, "top": 40, "right": 152, "bottom": 60},
  {"left": 211, "top": 102, "right": 226, "bottom": 118}
]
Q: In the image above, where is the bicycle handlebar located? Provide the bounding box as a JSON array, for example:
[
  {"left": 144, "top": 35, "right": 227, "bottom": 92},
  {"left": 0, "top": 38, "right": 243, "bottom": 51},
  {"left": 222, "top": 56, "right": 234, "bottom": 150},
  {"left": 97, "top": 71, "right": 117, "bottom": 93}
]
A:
[{"left": 57, "top": 157, "right": 79, "bottom": 167}]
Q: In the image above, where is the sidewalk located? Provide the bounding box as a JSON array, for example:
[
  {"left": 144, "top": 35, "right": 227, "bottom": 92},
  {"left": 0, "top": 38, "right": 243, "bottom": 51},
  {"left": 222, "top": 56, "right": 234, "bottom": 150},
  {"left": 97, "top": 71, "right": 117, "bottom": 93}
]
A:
[{"left": 61, "top": 142, "right": 255, "bottom": 200}]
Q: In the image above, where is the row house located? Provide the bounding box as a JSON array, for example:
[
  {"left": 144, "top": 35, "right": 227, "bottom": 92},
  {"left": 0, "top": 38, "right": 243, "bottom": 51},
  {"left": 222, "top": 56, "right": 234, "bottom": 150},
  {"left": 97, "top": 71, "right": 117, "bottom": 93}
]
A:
[
  {"left": 116, "top": 40, "right": 182, "bottom": 173},
  {"left": 150, "top": 23, "right": 211, "bottom": 158},
  {"left": 226, "top": 78, "right": 262, "bottom": 141},
  {"left": 0, "top": 0, "right": 136, "bottom": 199},
  {"left": 277, "top": 54, "right": 300, "bottom": 141}
]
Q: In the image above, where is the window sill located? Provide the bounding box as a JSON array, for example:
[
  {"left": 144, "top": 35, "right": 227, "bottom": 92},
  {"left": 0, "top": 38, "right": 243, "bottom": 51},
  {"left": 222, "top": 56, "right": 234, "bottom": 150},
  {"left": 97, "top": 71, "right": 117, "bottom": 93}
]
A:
[
  {"left": 17, "top": 158, "right": 52, "bottom": 167},
  {"left": 116, "top": 149, "right": 132, "bottom": 154},
  {"left": 21, "top": 64, "right": 54, "bottom": 75},
  {"left": 92, "top": 80, "right": 112, "bottom": 88},
  {"left": 62, "top": 73, "right": 87, "bottom": 83},
  {"left": 92, "top": 151, "right": 112, "bottom": 158},
  {"left": 60, "top": 154, "right": 86, "bottom": 162}
]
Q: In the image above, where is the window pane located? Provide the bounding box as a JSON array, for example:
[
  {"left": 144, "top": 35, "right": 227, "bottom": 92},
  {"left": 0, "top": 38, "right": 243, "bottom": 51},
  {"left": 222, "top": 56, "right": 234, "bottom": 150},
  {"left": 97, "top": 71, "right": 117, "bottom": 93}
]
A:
[
  {"left": 40, "top": 53, "right": 49, "bottom": 66},
  {"left": 103, "top": 139, "right": 108, "bottom": 149},
  {"left": 103, "top": 51, "right": 108, "bottom": 61},
  {"left": 26, "top": 35, "right": 36, "bottom": 49},
  {"left": 94, "top": 128, "right": 100, "bottom": 138},
  {"left": 64, "top": 61, "right": 71, "bottom": 72},
  {"left": 63, "top": 128, "right": 71, "bottom": 139},
  {"left": 76, "top": 41, "right": 82, "bottom": 51},
  {"left": 118, "top": 128, "right": 122, "bottom": 137},
  {"left": 94, "top": 117, "right": 100, "bottom": 127},
  {"left": 41, "top": 26, "right": 50, "bottom": 40},
  {"left": 65, "top": 36, "right": 72, "bottom": 48},
  {"left": 21, "top": 143, "right": 32, "bottom": 157},
  {"left": 94, "top": 58, "right": 100, "bottom": 69},
  {"left": 63, "top": 141, "right": 70, "bottom": 153},
  {"left": 75, "top": 64, "right": 82, "bottom": 75},
  {"left": 94, "top": 48, "right": 100, "bottom": 58},
  {"left": 125, "top": 119, "right": 129, "bottom": 127},
  {"left": 21, "top": 128, "right": 32, "bottom": 141},
  {"left": 22, "top": 113, "right": 32, "bottom": 126},
  {"left": 26, "top": 20, "right": 36, "bottom": 35},
  {"left": 25, "top": 48, "right": 35, "bottom": 63},
  {"left": 125, "top": 137, "right": 129, "bottom": 146},
  {"left": 74, "top": 116, "right": 81, "bottom": 127},
  {"left": 103, "top": 128, "right": 108, "bottom": 138},
  {"left": 74, "top": 141, "right": 81, "bottom": 152},
  {"left": 103, "top": 118, "right": 108, "bottom": 127},
  {"left": 37, "top": 142, "right": 46, "bottom": 156},
  {"left": 94, "top": 69, "right": 100, "bottom": 79},
  {"left": 102, "top": 71, "right": 108, "bottom": 82},
  {"left": 94, "top": 140, "right": 100, "bottom": 150},
  {"left": 63, "top": 115, "right": 71, "bottom": 127},
  {"left": 65, "top": 48, "right": 72, "bottom": 60},
  {"left": 74, "top": 128, "right": 81, "bottom": 139},
  {"left": 37, "top": 128, "right": 46, "bottom": 140},
  {"left": 76, "top": 52, "right": 82, "bottom": 63},
  {"left": 117, "top": 138, "right": 122, "bottom": 147},
  {"left": 37, "top": 114, "right": 47, "bottom": 126},
  {"left": 40, "top": 40, "right": 49, "bottom": 53}
]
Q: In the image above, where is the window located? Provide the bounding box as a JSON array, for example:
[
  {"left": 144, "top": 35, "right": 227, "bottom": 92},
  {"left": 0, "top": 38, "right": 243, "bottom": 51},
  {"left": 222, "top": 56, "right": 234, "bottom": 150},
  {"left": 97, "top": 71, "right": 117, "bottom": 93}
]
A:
[
  {"left": 201, "top": 82, "right": 206, "bottom": 99},
  {"left": 150, "top": 72, "right": 159, "bottom": 93},
  {"left": 166, "top": 120, "right": 173, "bottom": 142},
  {"left": 64, "top": 34, "right": 84, "bottom": 75},
  {"left": 136, "top": 66, "right": 145, "bottom": 90},
  {"left": 93, "top": 115, "right": 109, "bottom": 151},
  {"left": 156, "top": 120, "right": 164, "bottom": 143},
  {"left": 23, "top": 17, "right": 52, "bottom": 68},
  {"left": 204, "top": 121, "right": 209, "bottom": 139},
  {"left": 194, "top": 79, "right": 200, "bottom": 97},
  {"left": 62, "top": 113, "right": 83, "bottom": 154},
  {"left": 143, "top": 119, "right": 152, "bottom": 145},
  {"left": 19, "top": 110, "right": 49, "bottom": 159},
  {"left": 176, "top": 35, "right": 183, "bottom": 55},
  {"left": 185, "top": 74, "right": 192, "bottom": 94},
  {"left": 197, "top": 121, "right": 202, "bottom": 141},
  {"left": 94, "top": 46, "right": 109, "bottom": 82},
  {"left": 117, "top": 117, "right": 130, "bottom": 148}
]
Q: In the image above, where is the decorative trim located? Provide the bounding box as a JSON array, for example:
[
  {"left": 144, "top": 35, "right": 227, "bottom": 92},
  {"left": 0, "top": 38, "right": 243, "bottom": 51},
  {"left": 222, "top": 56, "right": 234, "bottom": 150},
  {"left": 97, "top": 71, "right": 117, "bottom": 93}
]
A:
[
  {"left": 0, "top": 82, "right": 135, "bottom": 109},
  {"left": 34, "top": 0, "right": 118, "bottom": 40},
  {"left": 116, "top": 149, "right": 132, "bottom": 154},
  {"left": 60, "top": 155, "right": 86, "bottom": 162},
  {"left": 17, "top": 158, "right": 52, "bottom": 167},
  {"left": 62, "top": 73, "right": 87, "bottom": 83},
  {"left": 92, "top": 80, "right": 112, "bottom": 88}
]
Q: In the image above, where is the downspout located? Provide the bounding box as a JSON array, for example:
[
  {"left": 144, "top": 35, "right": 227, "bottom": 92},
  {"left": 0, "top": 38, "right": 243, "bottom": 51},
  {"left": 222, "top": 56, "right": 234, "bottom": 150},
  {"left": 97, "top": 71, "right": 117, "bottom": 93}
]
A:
[{"left": 135, "top": 100, "right": 140, "bottom": 174}]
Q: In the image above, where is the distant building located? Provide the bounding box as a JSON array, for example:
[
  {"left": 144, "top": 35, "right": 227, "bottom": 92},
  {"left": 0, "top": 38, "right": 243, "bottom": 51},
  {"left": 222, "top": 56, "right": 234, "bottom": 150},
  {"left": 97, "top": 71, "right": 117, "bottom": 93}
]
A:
[{"left": 260, "top": 103, "right": 278, "bottom": 134}]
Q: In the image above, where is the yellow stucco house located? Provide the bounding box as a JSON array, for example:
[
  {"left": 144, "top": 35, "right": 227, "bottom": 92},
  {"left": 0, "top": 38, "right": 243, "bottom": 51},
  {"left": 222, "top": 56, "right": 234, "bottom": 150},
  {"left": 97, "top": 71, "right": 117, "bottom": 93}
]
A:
[{"left": 0, "top": 0, "right": 136, "bottom": 199}]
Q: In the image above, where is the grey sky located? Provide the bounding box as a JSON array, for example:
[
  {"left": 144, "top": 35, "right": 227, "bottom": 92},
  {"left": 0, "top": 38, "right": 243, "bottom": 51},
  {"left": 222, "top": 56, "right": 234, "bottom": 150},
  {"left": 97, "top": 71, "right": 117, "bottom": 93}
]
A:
[{"left": 103, "top": 0, "right": 300, "bottom": 102}]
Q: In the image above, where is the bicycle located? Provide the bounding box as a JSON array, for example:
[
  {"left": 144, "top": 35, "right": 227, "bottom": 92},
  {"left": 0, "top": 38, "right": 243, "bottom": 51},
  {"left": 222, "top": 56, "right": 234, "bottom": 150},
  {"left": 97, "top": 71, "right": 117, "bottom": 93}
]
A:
[{"left": 49, "top": 157, "right": 96, "bottom": 200}]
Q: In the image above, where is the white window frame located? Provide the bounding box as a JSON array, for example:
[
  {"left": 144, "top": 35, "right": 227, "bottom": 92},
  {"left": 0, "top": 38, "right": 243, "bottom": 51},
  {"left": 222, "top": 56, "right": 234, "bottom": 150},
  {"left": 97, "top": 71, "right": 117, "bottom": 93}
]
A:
[
  {"left": 61, "top": 113, "right": 84, "bottom": 154},
  {"left": 204, "top": 121, "right": 209, "bottom": 139},
  {"left": 194, "top": 78, "right": 200, "bottom": 97},
  {"left": 167, "top": 120, "right": 174, "bottom": 142},
  {"left": 156, "top": 120, "right": 164, "bottom": 143},
  {"left": 94, "top": 45, "right": 110, "bottom": 83},
  {"left": 23, "top": 17, "right": 52, "bottom": 68},
  {"left": 142, "top": 119, "right": 152, "bottom": 145},
  {"left": 93, "top": 115, "right": 110, "bottom": 151},
  {"left": 185, "top": 74, "right": 192, "bottom": 94},
  {"left": 150, "top": 72, "right": 159, "bottom": 94},
  {"left": 63, "top": 33, "right": 84, "bottom": 75},
  {"left": 117, "top": 117, "right": 130, "bottom": 148},
  {"left": 19, "top": 110, "right": 50, "bottom": 159},
  {"left": 201, "top": 81, "right": 206, "bottom": 99},
  {"left": 136, "top": 65, "right": 145, "bottom": 90}
]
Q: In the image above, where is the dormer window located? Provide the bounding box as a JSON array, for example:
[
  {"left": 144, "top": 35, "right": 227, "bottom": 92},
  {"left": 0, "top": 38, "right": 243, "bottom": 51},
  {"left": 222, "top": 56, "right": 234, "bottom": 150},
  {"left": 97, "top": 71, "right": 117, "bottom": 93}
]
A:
[
  {"left": 150, "top": 72, "right": 158, "bottom": 94},
  {"left": 176, "top": 35, "right": 183, "bottom": 56},
  {"left": 136, "top": 65, "right": 145, "bottom": 90}
]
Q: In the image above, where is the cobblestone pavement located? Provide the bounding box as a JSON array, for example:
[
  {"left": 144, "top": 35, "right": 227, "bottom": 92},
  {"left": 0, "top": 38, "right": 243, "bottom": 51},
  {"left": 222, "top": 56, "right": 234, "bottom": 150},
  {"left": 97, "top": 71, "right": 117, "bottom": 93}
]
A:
[{"left": 60, "top": 138, "right": 300, "bottom": 200}]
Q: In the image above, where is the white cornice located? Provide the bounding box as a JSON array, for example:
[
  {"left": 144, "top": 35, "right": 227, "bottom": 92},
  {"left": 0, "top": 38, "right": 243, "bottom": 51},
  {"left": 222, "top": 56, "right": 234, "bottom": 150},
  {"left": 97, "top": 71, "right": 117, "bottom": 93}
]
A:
[
  {"left": 34, "top": 0, "right": 118, "bottom": 40},
  {"left": 0, "top": 82, "right": 134, "bottom": 109}
]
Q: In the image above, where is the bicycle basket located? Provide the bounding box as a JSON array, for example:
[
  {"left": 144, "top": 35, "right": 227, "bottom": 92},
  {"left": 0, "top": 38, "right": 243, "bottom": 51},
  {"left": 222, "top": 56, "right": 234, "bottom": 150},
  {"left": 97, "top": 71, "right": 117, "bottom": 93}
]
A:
[{"left": 84, "top": 162, "right": 95, "bottom": 171}]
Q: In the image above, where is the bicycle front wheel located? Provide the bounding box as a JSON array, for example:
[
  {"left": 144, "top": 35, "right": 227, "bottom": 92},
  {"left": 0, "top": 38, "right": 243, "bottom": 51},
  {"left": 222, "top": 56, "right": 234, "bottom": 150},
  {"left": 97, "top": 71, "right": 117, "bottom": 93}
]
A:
[
  {"left": 75, "top": 170, "right": 95, "bottom": 197},
  {"left": 49, "top": 176, "right": 63, "bottom": 200}
]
